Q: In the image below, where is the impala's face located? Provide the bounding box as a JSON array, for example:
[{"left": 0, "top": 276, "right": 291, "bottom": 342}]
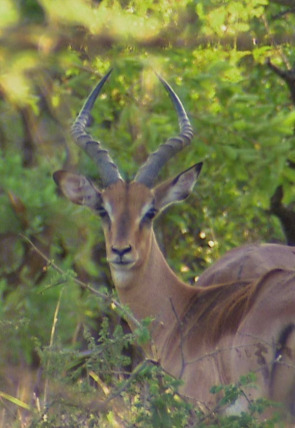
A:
[
  {"left": 98, "top": 181, "right": 156, "bottom": 272},
  {"left": 53, "top": 163, "right": 201, "bottom": 286}
]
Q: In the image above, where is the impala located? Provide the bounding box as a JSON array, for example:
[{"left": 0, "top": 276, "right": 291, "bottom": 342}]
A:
[{"left": 54, "top": 70, "right": 295, "bottom": 418}]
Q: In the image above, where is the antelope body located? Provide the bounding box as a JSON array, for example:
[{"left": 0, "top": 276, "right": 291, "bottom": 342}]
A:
[{"left": 54, "top": 70, "right": 295, "bottom": 417}]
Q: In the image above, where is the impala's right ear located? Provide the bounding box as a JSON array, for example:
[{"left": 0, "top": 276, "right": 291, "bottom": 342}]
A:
[{"left": 53, "top": 171, "right": 102, "bottom": 209}]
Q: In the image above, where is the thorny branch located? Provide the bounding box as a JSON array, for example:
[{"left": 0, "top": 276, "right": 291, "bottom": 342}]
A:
[
  {"left": 20, "top": 234, "right": 142, "bottom": 329},
  {"left": 101, "top": 358, "right": 158, "bottom": 408}
]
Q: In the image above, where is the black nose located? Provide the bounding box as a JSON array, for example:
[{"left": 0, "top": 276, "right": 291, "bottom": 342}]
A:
[{"left": 111, "top": 245, "right": 132, "bottom": 258}]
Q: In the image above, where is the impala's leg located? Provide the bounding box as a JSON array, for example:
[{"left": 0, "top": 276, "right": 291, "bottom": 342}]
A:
[{"left": 270, "top": 324, "right": 295, "bottom": 416}]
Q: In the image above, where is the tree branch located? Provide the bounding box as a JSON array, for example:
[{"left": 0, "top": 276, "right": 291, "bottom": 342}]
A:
[
  {"left": 20, "top": 234, "right": 142, "bottom": 329},
  {"left": 267, "top": 58, "right": 295, "bottom": 104}
]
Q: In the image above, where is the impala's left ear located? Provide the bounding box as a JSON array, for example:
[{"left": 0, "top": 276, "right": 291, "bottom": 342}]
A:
[{"left": 154, "top": 162, "right": 202, "bottom": 211}]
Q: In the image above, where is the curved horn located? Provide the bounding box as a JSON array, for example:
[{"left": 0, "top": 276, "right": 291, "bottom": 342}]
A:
[
  {"left": 71, "top": 69, "right": 122, "bottom": 187},
  {"left": 134, "top": 75, "right": 194, "bottom": 188}
]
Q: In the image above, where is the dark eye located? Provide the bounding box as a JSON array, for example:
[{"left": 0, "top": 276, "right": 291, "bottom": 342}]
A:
[
  {"left": 143, "top": 208, "right": 158, "bottom": 222},
  {"left": 97, "top": 206, "right": 109, "bottom": 220}
]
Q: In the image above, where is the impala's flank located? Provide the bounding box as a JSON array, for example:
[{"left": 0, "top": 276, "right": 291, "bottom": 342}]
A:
[{"left": 54, "top": 70, "right": 295, "bottom": 419}]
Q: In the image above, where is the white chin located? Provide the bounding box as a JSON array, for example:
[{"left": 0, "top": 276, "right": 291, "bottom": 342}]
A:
[{"left": 110, "top": 264, "right": 135, "bottom": 288}]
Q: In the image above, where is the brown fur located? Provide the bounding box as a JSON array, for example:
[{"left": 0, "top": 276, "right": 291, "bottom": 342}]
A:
[{"left": 185, "top": 268, "right": 295, "bottom": 344}]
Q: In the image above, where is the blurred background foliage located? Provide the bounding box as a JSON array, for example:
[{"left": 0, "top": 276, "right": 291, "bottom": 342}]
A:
[{"left": 0, "top": 0, "right": 295, "bottom": 425}]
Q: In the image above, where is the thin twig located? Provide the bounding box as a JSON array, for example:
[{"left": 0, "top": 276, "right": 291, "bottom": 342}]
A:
[
  {"left": 170, "top": 297, "right": 187, "bottom": 379},
  {"left": 102, "top": 359, "right": 153, "bottom": 407},
  {"left": 20, "top": 234, "right": 142, "bottom": 329}
]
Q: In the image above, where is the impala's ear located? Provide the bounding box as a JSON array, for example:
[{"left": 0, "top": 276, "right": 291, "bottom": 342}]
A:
[
  {"left": 154, "top": 162, "right": 202, "bottom": 211},
  {"left": 53, "top": 170, "right": 102, "bottom": 209}
]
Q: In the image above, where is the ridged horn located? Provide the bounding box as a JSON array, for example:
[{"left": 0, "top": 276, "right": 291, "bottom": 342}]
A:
[
  {"left": 134, "top": 75, "right": 194, "bottom": 188},
  {"left": 71, "top": 69, "right": 122, "bottom": 187}
]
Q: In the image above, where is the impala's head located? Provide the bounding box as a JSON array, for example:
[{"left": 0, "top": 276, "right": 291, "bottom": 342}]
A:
[{"left": 53, "top": 70, "right": 202, "bottom": 285}]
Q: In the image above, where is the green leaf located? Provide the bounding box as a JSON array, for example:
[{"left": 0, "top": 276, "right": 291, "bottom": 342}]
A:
[{"left": 0, "top": 390, "right": 31, "bottom": 411}]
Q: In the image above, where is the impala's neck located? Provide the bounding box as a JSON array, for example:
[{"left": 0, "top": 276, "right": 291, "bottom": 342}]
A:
[{"left": 109, "top": 231, "right": 195, "bottom": 359}]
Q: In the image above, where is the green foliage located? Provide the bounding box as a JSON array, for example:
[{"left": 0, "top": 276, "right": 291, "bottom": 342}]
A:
[
  {"left": 0, "top": 0, "right": 294, "bottom": 425},
  {"left": 129, "top": 364, "right": 192, "bottom": 428},
  {"left": 208, "top": 375, "right": 283, "bottom": 428}
]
